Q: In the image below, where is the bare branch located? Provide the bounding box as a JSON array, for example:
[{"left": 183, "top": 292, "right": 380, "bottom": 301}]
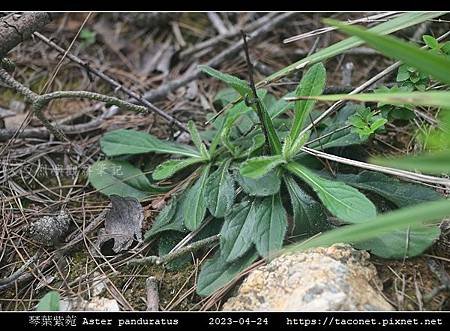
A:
[{"left": 0, "top": 12, "right": 54, "bottom": 58}]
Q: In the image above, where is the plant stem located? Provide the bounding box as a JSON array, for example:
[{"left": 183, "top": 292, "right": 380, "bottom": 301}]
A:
[
  {"left": 128, "top": 234, "right": 220, "bottom": 266},
  {"left": 241, "top": 31, "right": 282, "bottom": 154}
]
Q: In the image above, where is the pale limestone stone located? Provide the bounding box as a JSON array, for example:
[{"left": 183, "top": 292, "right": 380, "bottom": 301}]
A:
[{"left": 222, "top": 244, "right": 393, "bottom": 311}]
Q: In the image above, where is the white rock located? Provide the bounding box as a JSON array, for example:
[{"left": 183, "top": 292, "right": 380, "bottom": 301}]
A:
[{"left": 222, "top": 244, "right": 393, "bottom": 311}]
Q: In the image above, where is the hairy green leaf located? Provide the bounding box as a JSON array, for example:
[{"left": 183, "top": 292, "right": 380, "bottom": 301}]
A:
[
  {"left": 197, "top": 248, "right": 258, "bottom": 296},
  {"left": 355, "top": 225, "right": 440, "bottom": 259},
  {"left": 253, "top": 193, "right": 288, "bottom": 257},
  {"left": 89, "top": 160, "right": 165, "bottom": 200},
  {"left": 158, "top": 232, "right": 191, "bottom": 270},
  {"left": 240, "top": 155, "right": 286, "bottom": 179},
  {"left": 205, "top": 160, "right": 235, "bottom": 218},
  {"left": 101, "top": 129, "right": 200, "bottom": 158},
  {"left": 199, "top": 65, "right": 251, "bottom": 97},
  {"left": 235, "top": 170, "right": 281, "bottom": 197},
  {"left": 183, "top": 165, "right": 211, "bottom": 231},
  {"left": 220, "top": 200, "right": 258, "bottom": 262},
  {"left": 188, "top": 120, "right": 210, "bottom": 159},
  {"left": 284, "top": 176, "right": 329, "bottom": 236},
  {"left": 144, "top": 195, "right": 188, "bottom": 240},
  {"left": 152, "top": 158, "right": 204, "bottom": 181},
  {"left": 289, "top": 63, "right": 327, "bottom": 143},
  {"left": 286, "top": 162, "right": 377, "bottom": 223}
]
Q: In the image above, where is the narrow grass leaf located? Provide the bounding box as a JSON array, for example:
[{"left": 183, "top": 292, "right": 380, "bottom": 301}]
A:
[{"left": 325, "top": 18, "right": 450, "bottom": 85}]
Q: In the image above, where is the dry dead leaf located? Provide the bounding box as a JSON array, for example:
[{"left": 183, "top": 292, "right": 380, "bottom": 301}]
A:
[{"left": 97, "top": 195, "right": 143, "bottom": 254}]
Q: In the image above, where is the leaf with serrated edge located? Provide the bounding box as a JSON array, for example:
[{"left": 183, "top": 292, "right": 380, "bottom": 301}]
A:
[
  {"left": 205, "top": 160, "right": 235, "bottom": 218},
  {"left": 253, "top": 193, "right": 287, "bottom": 257},
  {"left": 220, "top": 200, "right": 258, "bottom": 262}
]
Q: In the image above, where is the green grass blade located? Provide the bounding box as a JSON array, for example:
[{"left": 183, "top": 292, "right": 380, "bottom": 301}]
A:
[
  {"left": 371, "top": 150, "right": 450, "bottom": 175},
  {"left": 280, "top": 199, "right": 450, "bottom": 255},
  {"left": 287, "top": 91, "right": 450, "bottom": 108},
  {"left": 325, "top": 18, "right": 450, "bottom": 85},
  {"left": 258, "top": 12, "right": 445, "bottom": 85}
]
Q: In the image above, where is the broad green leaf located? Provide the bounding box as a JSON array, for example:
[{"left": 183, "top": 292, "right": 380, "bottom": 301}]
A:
[
  {"left": 260, "top": 12, "right": 444, "bottom": 85},
  {"left": 101, "top": 129, "right": 200, "bottom": 158},
  {"left": 199, "top": 65, "right": 251, "bottom": 97},
  {"left": 152, "top": 158, "right": 204, "bottom": 181},
  {"left": 282, "top": 199, "right": 450, "bottom": 256},
  {"left": 220, "top": 200, "right": 258, "bottom": 262},
  {"left": 286, "top": 162, "right": 377, "bottom": 223},
  {"left": 89, "top": 160, "right": 165, "bottom": 200},
  {"left": 284, "top": 176, "right": 328, "bottom": 236},
  {"left": 235, "top": 170, "right": 281, "bottom": 197},
  {"left": 371, "top": 150, "right": 450, "bottom": 174},
  {"left": 355, "top": 225, "right": 440, "bottom": 259},
  {"left": 197, "top": 248, "right": 258, "bottom": 296},
  {"left": 37, "top": 291, "right": 60, "bottom": 311},
  {"left": 325, "top": 18, "right": 450, "bottom": 85},
  {"left": 183, "top": 165, "right": 211, "bottom": 231},
  {"left": 289, "top": 63, "right": 327, "bottom": 143},
  {"left": 287, "top": 91, "right": 450, "bottom": 109},
  {"left": 240, "top": 155, "right": 286, "bottom": 179},
  {"left": 335, "top": 171, "right": 442, "bottom": 207},
  {"left": 144, "top": 195, "right": 188, "bottom": 241},
  {"left": 253, "top": 193, "right": 288, "bottom": 257},
  {"left": 205, "top": 160, "right": 235, "bottom": 218}
]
